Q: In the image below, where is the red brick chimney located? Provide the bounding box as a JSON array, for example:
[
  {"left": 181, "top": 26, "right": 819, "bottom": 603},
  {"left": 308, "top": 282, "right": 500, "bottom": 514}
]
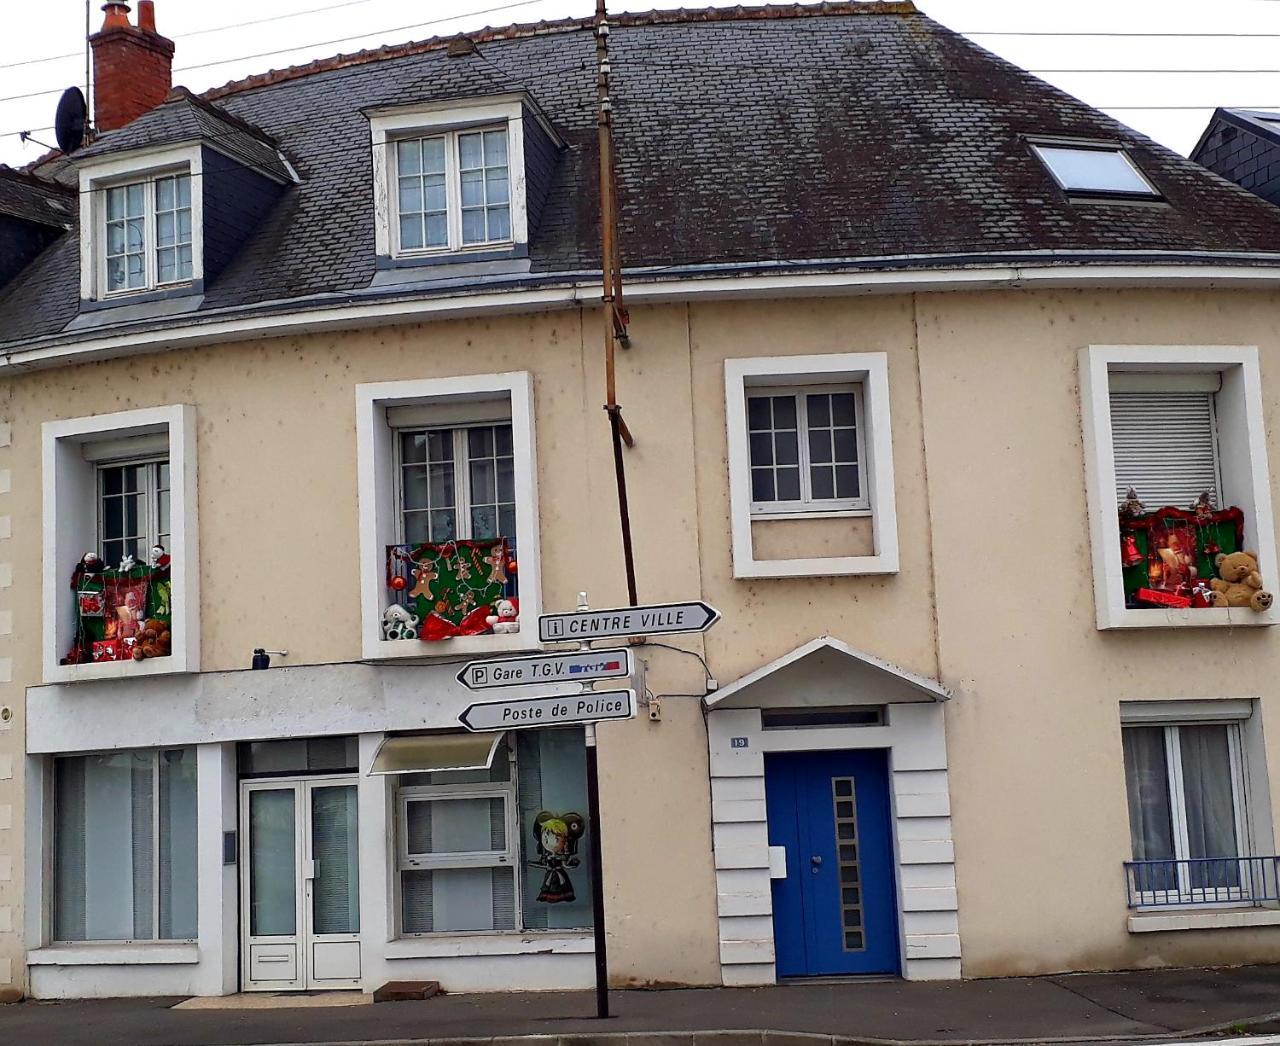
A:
[{"left": 90, "top": 2, "right": 175, "bottom": 133}]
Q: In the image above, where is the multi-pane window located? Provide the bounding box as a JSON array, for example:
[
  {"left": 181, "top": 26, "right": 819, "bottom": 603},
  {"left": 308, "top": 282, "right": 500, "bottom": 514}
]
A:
[
  {"left": 395, "top": 731, "right": 592, "bottom": 936},
  {"left": 1123, "top": 722, "right": 1248, "bottom": 902},
  {"left": 747, "top": 385, "right": 867, "bottom": 513},
  {"left": 398, "top": 424, "right": 515, "bottom": 544},
  {"left": 102, "top": 173, "right": 193, "bottom": 294},
  {"left": 98, "top": 460, "right": 170, "bottom": 567},
  {"left": 53, "top": 748, "right": 198, "bottom": 942},
  {"left": 394, "top": 126, "right": 511, "bottom": 254}
]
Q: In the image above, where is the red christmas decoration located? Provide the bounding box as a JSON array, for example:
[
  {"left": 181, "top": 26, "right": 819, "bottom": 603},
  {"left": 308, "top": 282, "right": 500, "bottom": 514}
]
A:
[
  {"left": 390, "top": 574, "right": 408, "bottom": 591},
  {"left": 1121, "top": 534, "right": 1143, "bottom": 567},
  {"left": 507, "top": 559, "right": 518, "bottom": 574}
]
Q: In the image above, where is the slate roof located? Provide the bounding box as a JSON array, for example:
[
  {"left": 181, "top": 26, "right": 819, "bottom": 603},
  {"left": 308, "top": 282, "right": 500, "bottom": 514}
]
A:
[
  {"left": 0, "top": 167, "right": 75, "bottom": 228},
  {"left": 7, "top": 1, "right": 1280, "bottom": 351},
  {"left": 1191, "top": 108, "right": 1280, "bottom": 209},
  {"left": 70, "top": 88, "right": 295, "bottom": 184}
]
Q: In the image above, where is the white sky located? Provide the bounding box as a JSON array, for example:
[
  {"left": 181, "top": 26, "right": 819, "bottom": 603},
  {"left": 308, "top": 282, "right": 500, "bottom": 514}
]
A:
[{"left": 3, "top": 0, "right": 1280, "bottom": 168}]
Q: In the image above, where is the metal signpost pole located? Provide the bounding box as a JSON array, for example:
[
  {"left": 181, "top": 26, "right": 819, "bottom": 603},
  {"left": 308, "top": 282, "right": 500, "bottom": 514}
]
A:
[{"left": 584, "top": 719, "right": 609, "bottom": 1019}]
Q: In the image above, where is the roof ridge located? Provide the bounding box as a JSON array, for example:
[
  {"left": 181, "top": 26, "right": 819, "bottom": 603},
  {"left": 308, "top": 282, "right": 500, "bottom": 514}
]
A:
[
  {"left": 201, "top": 1, "right": 916, "bottom": 101},
  {"left": 164, "top": 85, "right": 283, "bottom": 150}
]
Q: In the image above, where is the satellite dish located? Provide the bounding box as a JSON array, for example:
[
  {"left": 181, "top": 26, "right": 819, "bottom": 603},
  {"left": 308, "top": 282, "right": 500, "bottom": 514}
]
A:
[{"left": 54, "top": 87, "right": 87, "bottom": 155}]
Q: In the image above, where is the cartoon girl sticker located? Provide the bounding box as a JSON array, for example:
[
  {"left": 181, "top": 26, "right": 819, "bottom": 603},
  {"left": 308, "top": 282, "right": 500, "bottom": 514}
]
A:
[{"left": 531, "top": 810, "right": 586, "bottom": 904}]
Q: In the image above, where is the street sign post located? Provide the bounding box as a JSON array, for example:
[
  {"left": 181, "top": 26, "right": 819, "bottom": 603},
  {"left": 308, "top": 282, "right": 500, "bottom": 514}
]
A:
[
  {"left": 538, "top": 600, "right": 720, "bottom": 643},
  {"left": 458, "top": 690, "right": 635, "bottom": 732},
  {"left": 456, "top": 648, "right": 633, "bottom": 691}
]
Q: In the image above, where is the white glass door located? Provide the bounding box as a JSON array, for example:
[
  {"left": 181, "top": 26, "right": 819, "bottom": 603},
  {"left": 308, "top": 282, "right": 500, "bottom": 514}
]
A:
[{"left": 240, "top": 777, "right": 361, "bottom": 991}]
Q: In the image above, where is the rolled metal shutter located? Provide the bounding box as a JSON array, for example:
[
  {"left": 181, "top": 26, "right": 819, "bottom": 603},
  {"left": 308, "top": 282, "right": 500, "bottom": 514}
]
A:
[{"left": 1110, "top": 390, "right": 1221, "bottom": 510}]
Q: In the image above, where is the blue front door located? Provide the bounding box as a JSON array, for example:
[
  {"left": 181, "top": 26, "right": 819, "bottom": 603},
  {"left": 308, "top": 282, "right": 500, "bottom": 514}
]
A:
[{"left": 765, "top": 749, "right": 899, "bottom": 977}]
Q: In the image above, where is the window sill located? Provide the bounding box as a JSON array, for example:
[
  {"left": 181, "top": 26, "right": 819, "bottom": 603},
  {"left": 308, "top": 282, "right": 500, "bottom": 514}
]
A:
[
  {"left": 1128, "top": 908, "right": 1280, "bottom": 933},
  {"left": 750, "top": 508, "right": 873, "bottom": 521},
  {"left": 28, "top": 942, "right": 199, "bottom": 965},
  {"left": 1101, "top": 606, "right": 1278, "bottom": 630},
  {"left": 366, "top": 631, "right": 539, "bottom": 661},
  {"left": 385, "top": 931, "right": 592, "bottom": 960},
  {"left": 44, "top": 655, "right": 192, "bottom": 685}
]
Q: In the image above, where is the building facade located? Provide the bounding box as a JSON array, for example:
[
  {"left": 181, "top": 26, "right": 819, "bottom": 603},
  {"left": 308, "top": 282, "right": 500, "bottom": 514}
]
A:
[{"left": 4, "top": 0, "right": 1280, "bottom": 1000}]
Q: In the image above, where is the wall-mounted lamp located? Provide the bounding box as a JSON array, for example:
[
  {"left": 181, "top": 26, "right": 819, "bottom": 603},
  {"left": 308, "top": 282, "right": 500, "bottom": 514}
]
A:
[{"left": 251, "top": 648, "right": 289, "bottom": 670}]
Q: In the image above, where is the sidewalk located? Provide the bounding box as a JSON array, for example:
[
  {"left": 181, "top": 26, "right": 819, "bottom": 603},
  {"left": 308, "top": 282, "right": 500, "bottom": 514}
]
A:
[{"left": 5, "top": 964, "right": 1280, "bottom": 1046}]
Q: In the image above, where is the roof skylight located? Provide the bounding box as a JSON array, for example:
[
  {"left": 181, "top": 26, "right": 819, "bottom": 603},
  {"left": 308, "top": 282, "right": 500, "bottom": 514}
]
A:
[{"left": 1031, "top": 144, "right": 1158, "bottom": 198}]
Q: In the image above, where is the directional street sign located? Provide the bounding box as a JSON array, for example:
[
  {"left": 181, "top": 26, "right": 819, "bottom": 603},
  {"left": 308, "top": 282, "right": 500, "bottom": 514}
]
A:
[
  {"left": 539, "top": 600, "right": 720, "bottom": 644},
  {"left": 458, "top": 689, "right": 636, "bottom": 732},
  {"left": 456, "top": 648, "right": 633, "bottom": 691}
]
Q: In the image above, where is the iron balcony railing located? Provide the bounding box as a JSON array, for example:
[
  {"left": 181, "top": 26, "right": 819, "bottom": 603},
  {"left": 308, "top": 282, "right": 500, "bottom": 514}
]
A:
[{"left": 1124, "top": 855, "right": 1280, "bottom": 908}]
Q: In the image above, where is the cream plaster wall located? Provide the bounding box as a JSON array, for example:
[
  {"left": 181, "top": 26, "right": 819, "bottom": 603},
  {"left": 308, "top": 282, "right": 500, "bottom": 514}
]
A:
[
  {"left": 7, "top": 287, "right": 1280, "bottom": 992},
  {"left": 917, "top": 288, "right": 1280, "bottom": 976}
]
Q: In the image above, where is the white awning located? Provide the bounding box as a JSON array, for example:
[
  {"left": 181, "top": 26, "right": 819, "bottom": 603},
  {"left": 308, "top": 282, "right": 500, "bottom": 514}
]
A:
[{"left": 369, "top": 732, "right": 503, "bottom": 776}]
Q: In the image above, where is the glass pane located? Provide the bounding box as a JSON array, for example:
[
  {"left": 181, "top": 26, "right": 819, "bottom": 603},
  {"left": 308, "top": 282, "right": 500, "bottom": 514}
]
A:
[
  {"left": 400, "top": 431, "right": 427, "bottom": 465},
  {"left": 126, "top": 182, "right": 144, "bottom": 215},
  {"left": 487, "top": 205, "right": 511, "bottom": 241},
  {"left": 102, "top": 464, "right": 124, "bottom": 497},
  {"left": 249, "top": 788, "right": 297, "bottom": 936},
  {"left": 176, "top": 175, "right": 191, "bottom": 208},
  {"left": 404, "top": 511, "right": 431, "bottom": 545},
  {"left": 124, "top": 493, "right": 140, "bottom": 536},
  {"left": 460, "top": 169, "right": 484, "bottom": 208},
  {"left": 107, "top": 258, "right": 126, "bottom": 290},
  {"left": 401, "top": 866, "right": 514, "bottom": 933},
  {"left": 1180, "top": 725, "right": 1240, "bottom": 870},
  {"left": 402, "top": 465, "right": 429, "bottom": 510},
  {"left": 158, "top": 749, "right": 198, "bottom": 940},
  {"left": 177, "top": 245, "right": 192, "bottom": 279},
  {"left": 312, "top": 785, "right": 360, "bottom": 935},
  {"left": 425, "top": 175, "right": 447, "bottom": 214},
  {"left": 126, "top": 219, "right": 145, "bottom": 252},
  {"left": 809, "top": 429, "right": 832, "bottom": 465},
  {"left": 498, "top": 506, "right": 517, "bottom": 540},
  {"left": 106, "top": 186, "right": 124, "bottom": 220},
  {"left": 496, "top": 459, "right": 515, "bottom": 503},
  {"left": 832, "top": 393, "right": 856, "bottom": 426},
  {"left": 1034, "top": 145, "right": 1152, "bottom": 194},
  {"left": 461, "top": 209, "right": 486, "bottom": 244},
  {"left": 1122, "top": 727, "right": 1178, "bottom": 893},
  {"left": 484, "top": 128, "right": 508, "bottom": 164},
  {"left": 517, "top": 729, "right": 593, "bottom": 930},
  {"left": 495, "top": 425, "right": 513, "bottom": 455},
  {"left": 835, "top": 465, "right": 859, "bottom": 499},
  {"left": 486, "top": 171, "right": 510, "bottom": 205},
  {"left": 157, "top": 177, "right": 175, "bottom": 210},
  {"left": 123, "top": 464, "right": 144, "bottom": 494},
  {"left": 399, "top": 177, "right": 423, "bottom": 214},
  {"left": 458, "top": 132, "right": 483, "bottom": 169},
  {"left": 158, "top": 462, "right": 170, "bottom": 490},
  {"left": 468, "top": 427, "right": 494, "bottom": 458},
  {"left": 427, "top": 429, "right": 453, "bottom": 463},
  {"left": 107, "top": 222, "right": 125, "bottom": 255},
  {"left": 177, "top": 210, "right": 192, "bottom": 243},
  {"left": 53, "top": 751, "right": 156, "bottom": 942},
  {"left": 470, "top": 459, "right": 497, "bottom": 505},
  {"left": 397, "top": 138, "right": 421, "bottom": 175},
  {"left": 807, "top": 394, "right": 831, "bottom": 426},
  {"left": 747, "top": 397, "right": 771, "bottom": 430},
  {"left": 749, "top": 432, "right": 772, "bottom": 466},
  {"left": 776, "top": 466, "right": 801, "bottom": 502},
  {"left": 772, "top": 396, "right": 796, "bottom": 428},
  {"left": 425, "top": 213, "right": 448, "bottom": 247},
  {"left": 157, "top": 249, "right": 175, "bottom": 285},
  {"left": 404, "top": 796, "right": 505, "bottom": 856},
  {"left": 471, "top": 505, "right": 497, "bottom": 539},
  {"left": 157, "top": 490, "right": 171, "bottom": 541},
  {"left": 428, "top": 462, "right": 455, "bottom": 507},
  {"left": 834, "top": 428, "right": 857, "bottom": 463},
  {"left": 774, "top": 430, "right": 799, "bottom": 466},
  {"left": 751, "top": 468, "right": 775, "bottom": 502},
  {"left": 422, "top": 137, "right": 446, "bottom": 174},
  {"left": 429, "top": 509, "right": 457, "bottom": 541},
  {"left": 399, "top": 214, "right": 424, "bottom": 251},
  {"left": 811, "top": 466, "right": 835, "bottom": 500}
]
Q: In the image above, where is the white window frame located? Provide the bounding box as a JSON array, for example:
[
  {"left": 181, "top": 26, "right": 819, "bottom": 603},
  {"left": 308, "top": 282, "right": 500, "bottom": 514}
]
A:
[
  {"left": 1121, "top": 716, "right": 1253, "bottom": 909},
  {"left": 78, "top": 144, "right": 205, "bottom": 301},
  {"left": 1030, "top": 140, "right": 1160, "bottom": 199},
  {"left": 393, "top": 420, "right": 515, "bottom": 546},
  {"left": 42, "top": 405, "right": 200, "bottom": 682},
  {"left": 370, "top": 96, "right": 542, "bottom": 261},
  {"left": 1080, "top": 345, "right": 1278, "bottom": 629},
  {"left": 746, "top": 382, "right": 869, "bottom": 516},
  {"left": 395, "top": 779, "right": 522, "bottom": 936},
  {"left": 725, "top": 353, "right": 898, "bottom": 578},
  {"left": 356, "top": 372, "right": 541, "bottom": 660},
  {"left": 50, "top": 746, "right": 199, "bottom": 945},
  {"left": 96, "top": 457, "right": 170, "bottom": 565},
  {"left": 388, "top": 126, "right": 513, "bottom": 256}
]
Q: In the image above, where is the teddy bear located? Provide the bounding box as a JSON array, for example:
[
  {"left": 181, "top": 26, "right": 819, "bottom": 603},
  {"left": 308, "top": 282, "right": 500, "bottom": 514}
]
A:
[
  {"left": 131, "top": 618, "right": 172, "bottom": 660},
  {"left": 381, "top": 604, "right": 419, "bottom": 641},
  {"left": 486, "top": 598, "right": 520, "bottom": 634},
  {"left": 1209, "top": 551, "right": 1274, "bottom": 612}
]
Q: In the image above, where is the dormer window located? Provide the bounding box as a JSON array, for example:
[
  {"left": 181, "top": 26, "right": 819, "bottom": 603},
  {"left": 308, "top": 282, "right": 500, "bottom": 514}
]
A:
[
  {"left": 1031, "top": 141, "right": 1159, "bottom": 199},
  {"left": 395, "top": 128, "right": 511, "bottom": 253},
  {"left": 103, "top": 172, "right": 193, "bottom": 293},
  {"left": 369, "top": 94, "right": 563, "bottom": 267}
]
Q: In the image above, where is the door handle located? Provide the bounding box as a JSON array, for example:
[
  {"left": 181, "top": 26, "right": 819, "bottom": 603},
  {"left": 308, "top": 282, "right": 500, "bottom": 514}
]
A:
[{"left": 810, "top": 855, "right": 822, "bottom": 872}]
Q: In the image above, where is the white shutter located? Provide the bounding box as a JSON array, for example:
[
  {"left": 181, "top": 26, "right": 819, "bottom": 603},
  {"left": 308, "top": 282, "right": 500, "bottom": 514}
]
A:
[{"left": 1110, "top": 390, "right": 1222, "bottom": 510}]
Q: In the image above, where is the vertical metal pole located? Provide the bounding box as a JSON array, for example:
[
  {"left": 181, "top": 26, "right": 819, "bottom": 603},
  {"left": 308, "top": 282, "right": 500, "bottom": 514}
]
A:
[
  {"left": 584, "top": 721, "right": 609, "bottom": 1018},
  {"left": 85, "top": 0, "right": 92, "bottom": 130}
]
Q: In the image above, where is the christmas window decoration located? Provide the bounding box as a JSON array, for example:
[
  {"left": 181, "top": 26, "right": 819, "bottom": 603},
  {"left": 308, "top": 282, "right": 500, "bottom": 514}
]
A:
[
  {"left": 384, "top": 537, "right": 519, "bottom": 642},
  {"left": 62, "top": 546, "right": 173, "bottom": 664},
  {"left": 1116, "top": 491, "right": 1271, "bottom": 610}
]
